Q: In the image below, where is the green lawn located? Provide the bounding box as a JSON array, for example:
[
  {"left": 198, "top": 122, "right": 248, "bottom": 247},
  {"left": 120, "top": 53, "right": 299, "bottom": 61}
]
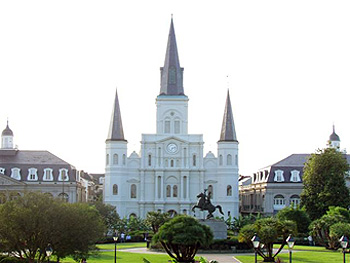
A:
[
  {"left": 235, "top": 249, "right": 345, "bottom": 263},
  {"left": 60, "top": 251, "right": 172, "bottom": 263},
  {"left": 97, "top": 242, "right": 146, "bottom": 250}
]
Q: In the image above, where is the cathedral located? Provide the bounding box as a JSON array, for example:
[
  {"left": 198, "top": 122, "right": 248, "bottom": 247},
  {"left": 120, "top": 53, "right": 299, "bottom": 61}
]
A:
[{"left": 104, "top": 19, "right": 239, "bottom": 219}]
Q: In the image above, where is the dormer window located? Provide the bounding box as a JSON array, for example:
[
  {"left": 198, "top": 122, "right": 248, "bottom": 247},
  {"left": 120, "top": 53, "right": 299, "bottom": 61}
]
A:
[
  {"left": 43, "top": 168, "right": 53, "bottom": 181},
  {"left": 58, "top": 169, "right": 69, "bottom": 181},
  {"left": 27, "top": 168, "right": 38, "bottom": 181},
  {"left": 11, "top": 168, "right": 21, "bottom": 180},
  {"left": 0, "top": 168, "right": 5, "bottom": 174},
  {"left": 274, "top": 170, "right": 284, "bottom": 182},
  {"left": 290, "top": 170, "right": 301, "bottom": 182}
]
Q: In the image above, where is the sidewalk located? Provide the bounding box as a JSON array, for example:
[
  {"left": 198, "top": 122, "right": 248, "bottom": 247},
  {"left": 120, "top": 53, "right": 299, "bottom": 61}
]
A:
[{"left": 120, "top": 247, "right": 243, "bottom": 263}]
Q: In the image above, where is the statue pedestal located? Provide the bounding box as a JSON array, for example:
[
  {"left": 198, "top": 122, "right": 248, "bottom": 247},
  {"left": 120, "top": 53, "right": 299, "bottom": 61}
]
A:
[{"left": 199, "top": 219, "right": 227, "bottom": 240}]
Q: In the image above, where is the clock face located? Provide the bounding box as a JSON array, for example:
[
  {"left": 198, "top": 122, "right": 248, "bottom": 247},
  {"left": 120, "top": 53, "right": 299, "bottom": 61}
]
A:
[{"left": 167, "top": 143, "right": 178, "bottom": 154}]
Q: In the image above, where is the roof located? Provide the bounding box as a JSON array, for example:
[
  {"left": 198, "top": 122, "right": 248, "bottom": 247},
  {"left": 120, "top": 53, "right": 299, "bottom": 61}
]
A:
[
  {"left": 106, "top": 88, "right": 126, "bottom": 142},
  {"left": 2, "top": 122, "right": 13, "bottom": 136},
  {"left": 0, "top": 150, "right": 75, "bottom": 167},
  {"left": 218, "top": 90, "right": 238, "bottom": 142},
  {"left": 159, "top": 17, "right": 185, "bottom": 96},
  {"left": 329, "top": 125, "right": 340, "bottom": 141},
  {"left": 272, "top": 154, "right": 310, "bottom": 167}
]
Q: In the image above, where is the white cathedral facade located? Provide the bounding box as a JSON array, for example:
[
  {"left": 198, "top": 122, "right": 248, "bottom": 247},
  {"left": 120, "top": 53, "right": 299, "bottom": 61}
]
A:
[{"left": 104, "top": 19, "right": 239, "bottom": 219}]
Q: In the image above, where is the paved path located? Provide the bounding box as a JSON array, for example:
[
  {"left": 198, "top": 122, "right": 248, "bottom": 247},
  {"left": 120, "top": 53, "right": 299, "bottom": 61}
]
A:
[{"left": 120, "top": 247, "right": 244, "bottom": 263}]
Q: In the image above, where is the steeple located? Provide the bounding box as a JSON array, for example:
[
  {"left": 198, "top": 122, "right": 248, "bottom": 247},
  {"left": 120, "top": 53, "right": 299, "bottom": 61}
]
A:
[
  {"left": 159, "top": 17, "right": 185, "bottom": 96},
  {"left": 219, "top": 90, "right": 238, "bottom": 142},
  {"left": 328, "top": 124, "right": 340, "bottom": 149},
  {"left": 106, "top": 88, "right": 126, "bottom": 142},
  {"left": 2, "top": 120, "right": 14, "bottom": 149}
]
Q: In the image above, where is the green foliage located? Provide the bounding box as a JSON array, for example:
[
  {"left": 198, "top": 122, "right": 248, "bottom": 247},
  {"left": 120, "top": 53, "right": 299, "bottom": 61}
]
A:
[
  {"left": 153, "top": 215, "right": 213, "bottom": 263},
  {"left": 309, "top": 206, "right": 350, "bottom": 250},
  {"left": 300, "top": 148, "right": 350, "bottom": 220},
  {"left": 91, "top": 200, "right": 120, "bottom": 232},
  {"left": 145, "top": 211, "right": 171, "bottom": 233},
  {"left": 276, "top": 205, "right": 311, "bottom": 234},
  {"left": 238, "top": 217, "right": 297, "bottom": 262},
  {"left": 0, "top": 192, "right": 104, "bottom": 262},
  {"left": 227, "top": 214, "right": 262, "bottom": 233}
]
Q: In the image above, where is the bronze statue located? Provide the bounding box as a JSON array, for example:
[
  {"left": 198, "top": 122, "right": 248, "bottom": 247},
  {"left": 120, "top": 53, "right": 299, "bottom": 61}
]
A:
[{"left": 192, "top": 189, "right": 224, "bottom": 219}]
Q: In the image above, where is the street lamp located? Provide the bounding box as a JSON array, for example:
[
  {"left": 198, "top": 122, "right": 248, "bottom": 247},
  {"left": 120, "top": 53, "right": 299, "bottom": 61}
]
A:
[
  {"left": 340, "top": 235, "right": 348, "bottom": 263},
  {"left": 113, "top": 231, "right": 119, "bottom": 263},
  {"left": 286, "top": 235, "right": 295, "bottom": 263},
  {"left": 45, "top": 244, "right": 53, "bottom": 263},
  {"left": 251, "top": 234, "right": 260, "bottom": 263}
]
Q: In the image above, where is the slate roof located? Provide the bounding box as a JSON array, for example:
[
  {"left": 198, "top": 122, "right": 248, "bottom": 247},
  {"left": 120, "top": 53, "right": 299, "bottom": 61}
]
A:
[
  {"left": 219, "top": 90, "right": 238, "bottom": 142},
  {"left": 106, "top": 88, "right": 126, "bottom": 142},
  {"left": 159, "top": 17, "right": 185, "bottom": 96},
  {"left": 330, "top": 125, "right": 340, "bottom": 141},
  {"left": 0, "top": 150, "right": 76, "bottom": 182}
]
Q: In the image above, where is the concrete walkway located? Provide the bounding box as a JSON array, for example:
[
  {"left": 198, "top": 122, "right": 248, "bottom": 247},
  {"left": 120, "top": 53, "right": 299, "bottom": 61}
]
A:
[{"left": 120, "top": 247, "right": 243, "bottom": 263}]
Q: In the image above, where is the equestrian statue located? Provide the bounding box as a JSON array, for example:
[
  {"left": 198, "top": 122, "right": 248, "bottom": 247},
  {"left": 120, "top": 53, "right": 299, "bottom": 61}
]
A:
[{"left": 192, "top": 189, "right": 224, "bottom": 219}]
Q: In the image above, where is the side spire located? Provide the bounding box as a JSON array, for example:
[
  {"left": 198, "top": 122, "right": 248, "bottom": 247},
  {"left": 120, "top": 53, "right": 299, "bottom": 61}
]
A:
[
  {"left": 107, "top": 88, "right": 126, "bottom": 142},
  {"left": 219, "top": 90, "right": 238, "bottom": 142},
  {"left": 159, "top": 17, "right": 185, "bottom": 96}
]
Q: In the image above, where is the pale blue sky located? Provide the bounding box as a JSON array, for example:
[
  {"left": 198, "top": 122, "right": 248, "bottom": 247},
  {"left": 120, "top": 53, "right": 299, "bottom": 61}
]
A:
[{"left": 1, "top": 1, "right": 349, "bottom": 175}]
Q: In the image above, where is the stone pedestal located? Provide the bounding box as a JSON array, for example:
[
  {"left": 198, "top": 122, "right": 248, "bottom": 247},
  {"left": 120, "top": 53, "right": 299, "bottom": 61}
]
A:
[{"left": 199, "top": 219, "right": 227, "bottom": 240}]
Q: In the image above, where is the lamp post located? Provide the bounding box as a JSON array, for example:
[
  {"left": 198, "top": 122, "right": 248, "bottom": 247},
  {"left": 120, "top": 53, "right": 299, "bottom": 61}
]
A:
[
  {"left": 251, "top": 234, "right": 260, "bottom": 263},
  {"left": 340, "top": 235, "right": 348, "bottom": 263},
  {"left": 286, "top": 235, "right": 295, "bottom": 263},
  {"left": 45, "top": 244, "right": 53, "bottom": 263},
  {"left": 113, "top": 231, "right": 119, "bottom": 263}
]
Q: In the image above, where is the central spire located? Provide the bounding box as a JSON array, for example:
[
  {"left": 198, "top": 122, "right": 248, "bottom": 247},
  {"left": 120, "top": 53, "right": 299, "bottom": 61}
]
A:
[
  {"left": 159, "top": 17, "right": 185, "bottom": 96},
  {"left": 219, "top": 90, "right": 238, "bottom": 142}
]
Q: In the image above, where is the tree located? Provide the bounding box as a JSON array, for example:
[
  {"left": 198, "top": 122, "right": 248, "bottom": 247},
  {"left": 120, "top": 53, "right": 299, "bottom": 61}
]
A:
[
  {"left": 153, "top": 215, "right": 213, "bottom": 263},
  {"left": 0, "top": 192, "right": 104, "bottom": 262},
  {"left": 91, "top": 201, "right": 120, "bottom": 233},
  {"left": 145, "top": 211, "right": 171, "bottom": 233},
  {"left": 276, "top": 205, "right": 311, "bottom": 234},
  {"left": 309, "top": 206, "right": 350, "bottom": 250},
  {"left": 239, "top": 217, "right": 297, "bottom": 262},
  {"left": 300, "top": 147, "right": 350, "bottom": 220}
]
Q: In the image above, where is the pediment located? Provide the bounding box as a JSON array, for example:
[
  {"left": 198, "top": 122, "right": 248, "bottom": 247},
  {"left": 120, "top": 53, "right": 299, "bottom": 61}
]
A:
[
  {"left": 156, "top": 136, "right": 188, "bottom": 144},
  {"left": 126, "top": 178, "right": 140, "bottom": 183},
  {"left": 204, "top": 179, "right": 218, "bottom": 184},
  {"left": 0, "top": 175, "right": 26, "bottom": 186}
]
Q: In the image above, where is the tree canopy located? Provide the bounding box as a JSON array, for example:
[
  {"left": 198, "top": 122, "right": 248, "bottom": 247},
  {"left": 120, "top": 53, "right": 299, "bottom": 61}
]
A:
[
  {"left": 239, "top": 217, "right": 297, "bottom": 262},
  {"left": 0, "top": 192, "right": 104, "bottom": 262},
  {"left": 300, "top": 147, "right": 350, "bottom": 220},
  {"left": 153, "top": 215, "right": 213, "bottom": 263},
  {"left": 276, "top": 205, "right": 310, "bottom": 234}
]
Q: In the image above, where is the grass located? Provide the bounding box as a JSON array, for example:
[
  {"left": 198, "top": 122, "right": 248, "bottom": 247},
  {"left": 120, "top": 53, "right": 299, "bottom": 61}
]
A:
[
  {"left": 97, "top": 242, "right": 146, "bottom": 250},
  {"left": 60, "top": 251, "right": 172, "bottom": 263},
  {"left": 235, "top": 248, "right": 344, "bottom": 263}
]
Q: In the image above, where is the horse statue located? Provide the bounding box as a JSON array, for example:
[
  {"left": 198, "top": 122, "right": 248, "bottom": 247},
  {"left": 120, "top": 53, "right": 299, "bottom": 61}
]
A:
[{"left": 192, "top": 189, "right": 224, "bottom": 219}]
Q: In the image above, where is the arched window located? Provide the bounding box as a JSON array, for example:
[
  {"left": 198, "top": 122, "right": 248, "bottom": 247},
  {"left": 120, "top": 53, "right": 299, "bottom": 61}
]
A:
[
  {"left": 227, "top": 154, "right": 232, "bottom": 165},
  {"left": 168, "top": 210, "right": 177, "bottom": 217},
  {"left": 219, "top": 155, "right": 223, "bottom": 166},
  {"left": 130, "top": 184, "right": 137, "bottom": 198},
  {"left": 208, "top": 185, "right": 213, "bottom": 199},
  {"left": 290, "top": 195, "right": 300, "bottom": 206},
  {"left": 273, "top": 194, "right": 286, "bottom": 210},
  {"left": 148, "top": 154, "right": 152, "bottom": 166},
  {"left": 129, "top": 213, "right": 137, "bottom": 218},
  {"left": 227, "top": 185, "right": 232, "bottom": 196},
  {"left": 58, "top": 193, "right": 69, "bottom": 202},
  {"left": 123, "top": 154, "right": 126, "bottom": 165},
  {"left": 113, "top": 154, "right": 119, "bottom": 165},
  {"left": 113, "top": 184, "right": 118, "bottom": 195},
  {"left": 173, "top": 185, "right": 178, "bottom": 197},
  {"left": 166, "top": 185, "right": 171, "bottom": 197},
  {"left": 174, "top": 120, "right": 180, "bottom": 134},
  {"left": 170, "top": 160, "right": 174, "bottom": 167},
  {"left": 193, "top": 155, "right": 196, "bottom": 166},
  {"left": 106, "top": 154, "right": 109, "bottom": 165}
]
